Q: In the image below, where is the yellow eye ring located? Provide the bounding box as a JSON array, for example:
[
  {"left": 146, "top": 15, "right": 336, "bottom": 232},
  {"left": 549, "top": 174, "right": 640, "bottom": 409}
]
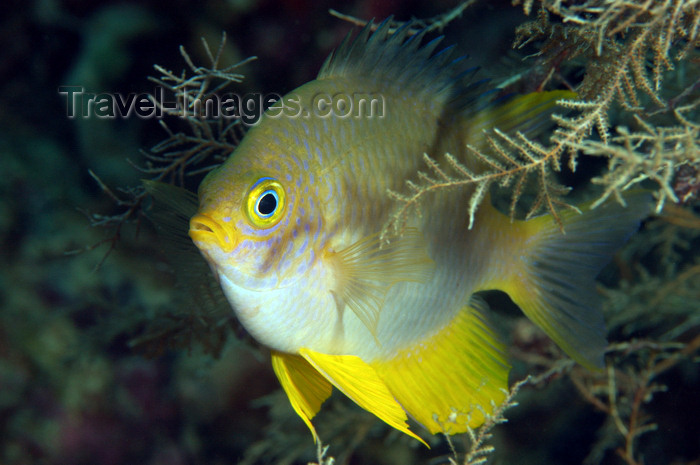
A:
[{"left": 245, "top": 177, "right": 286, "bottom": 228}]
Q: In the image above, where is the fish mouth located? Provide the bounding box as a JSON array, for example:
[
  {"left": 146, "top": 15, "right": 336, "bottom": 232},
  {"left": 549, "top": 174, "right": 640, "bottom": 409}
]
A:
[{"left": 189, "top": 213, "right": 238, "bottom": 253}]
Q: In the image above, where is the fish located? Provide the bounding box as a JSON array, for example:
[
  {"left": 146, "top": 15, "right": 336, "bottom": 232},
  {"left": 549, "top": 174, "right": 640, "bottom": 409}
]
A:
[{"left": 159, "top": 19, "right": 650, "bottom": 443}]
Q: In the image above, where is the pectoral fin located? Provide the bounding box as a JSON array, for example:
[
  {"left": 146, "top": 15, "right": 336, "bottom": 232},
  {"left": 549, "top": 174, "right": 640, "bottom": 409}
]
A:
[{"left": 326, "top": 228, "right": 434, "bottom": 337}]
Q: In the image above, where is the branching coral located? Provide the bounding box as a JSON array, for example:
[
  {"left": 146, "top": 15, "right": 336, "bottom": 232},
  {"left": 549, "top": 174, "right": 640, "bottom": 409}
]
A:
[
  {"left": 570, "top": 337, "right": 700, "bottom": 465},
  {"left": 450, "top": 378, "right": 529, "bottom": 465},
  {"left": 579, "top": 110, "right": 699, "bottom": 210},
  {"left": 535, "top": 0, "right": 699, "bottom": 207},
  {"left": 78, "top": 33, "right": 249, "bottom": 268},
  {"left": 143, "top": 32, "right": 252, "bottom": 184},
  {"left": 75, "top": 35, "right": 252, "bottom": 357},
  {"left": 380, "top": 0, "right": 699, "bottom": 238}
]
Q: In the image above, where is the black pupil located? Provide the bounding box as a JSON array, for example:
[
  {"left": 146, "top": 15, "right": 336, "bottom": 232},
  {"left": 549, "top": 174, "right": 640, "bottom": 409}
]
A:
[{"left": 258, "top": 193, "right": 277, "bottom": 215}]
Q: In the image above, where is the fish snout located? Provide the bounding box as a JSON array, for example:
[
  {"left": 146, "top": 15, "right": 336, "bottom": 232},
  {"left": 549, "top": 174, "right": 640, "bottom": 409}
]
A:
[{"left": 189, "top": 213, "right": 238, "bottom": 253}]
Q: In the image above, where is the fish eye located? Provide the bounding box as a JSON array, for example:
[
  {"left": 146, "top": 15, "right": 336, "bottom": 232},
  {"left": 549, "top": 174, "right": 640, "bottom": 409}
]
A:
[
  {"left": 256, "top": 190, "right": 278, "bottom": 217},
  {"left": 245, "top": 177, "right": 286, "bottom": 228}
]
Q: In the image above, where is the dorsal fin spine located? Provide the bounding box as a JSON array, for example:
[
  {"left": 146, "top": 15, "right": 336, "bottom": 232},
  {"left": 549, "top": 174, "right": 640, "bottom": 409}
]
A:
[{"left": 317, "top": 17, "right": 499, "bottom": 123}]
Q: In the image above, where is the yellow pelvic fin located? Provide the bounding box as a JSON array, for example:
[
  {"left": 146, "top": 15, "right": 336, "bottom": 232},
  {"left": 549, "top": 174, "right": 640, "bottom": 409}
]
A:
[
  {"left": 325, "top": 228, "right": 434, "bottom": 338},
  {"left": 271, "top": 351, "right": 333, "bottom": 442},
  {"left": 299, "top": 348, "right": 428, "bottom": 446},
  {"left": 482, "top": 192, "right": 651, "bottom": 369},
  {"left": 372, "top": 302, "right": 510, "bottom": 435}
]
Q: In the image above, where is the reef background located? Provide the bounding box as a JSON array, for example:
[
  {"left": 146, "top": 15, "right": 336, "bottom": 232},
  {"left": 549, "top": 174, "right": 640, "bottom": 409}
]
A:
[{"left": 1, "top": 1, "right": 698, "bottom": 464}]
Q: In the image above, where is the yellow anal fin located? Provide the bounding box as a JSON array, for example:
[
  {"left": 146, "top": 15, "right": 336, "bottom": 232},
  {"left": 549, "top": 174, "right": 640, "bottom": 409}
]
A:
[
  {"left": 299, "top": 348, "right": 428, "bottom": 446},
  {"left": 326, "top": 228, "right": 434, "bottom": 338},
  {"left": 372, "top": 304, "right": 510, "bottom": 435},
  {"left": 271, "top": 351, "right": 333, "bottom": 442}
]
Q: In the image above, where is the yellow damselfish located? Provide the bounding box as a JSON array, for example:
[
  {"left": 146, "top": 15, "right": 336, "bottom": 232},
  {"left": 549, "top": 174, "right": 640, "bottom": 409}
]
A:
[{"left": 162, "top": 19, "right": 649, "bottom": 443}]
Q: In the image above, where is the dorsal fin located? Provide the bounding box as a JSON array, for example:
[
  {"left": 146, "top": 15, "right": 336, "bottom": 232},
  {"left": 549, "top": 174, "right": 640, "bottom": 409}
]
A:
[{"left": 318, "top": 17, "right": 490, "bottom": 117}]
